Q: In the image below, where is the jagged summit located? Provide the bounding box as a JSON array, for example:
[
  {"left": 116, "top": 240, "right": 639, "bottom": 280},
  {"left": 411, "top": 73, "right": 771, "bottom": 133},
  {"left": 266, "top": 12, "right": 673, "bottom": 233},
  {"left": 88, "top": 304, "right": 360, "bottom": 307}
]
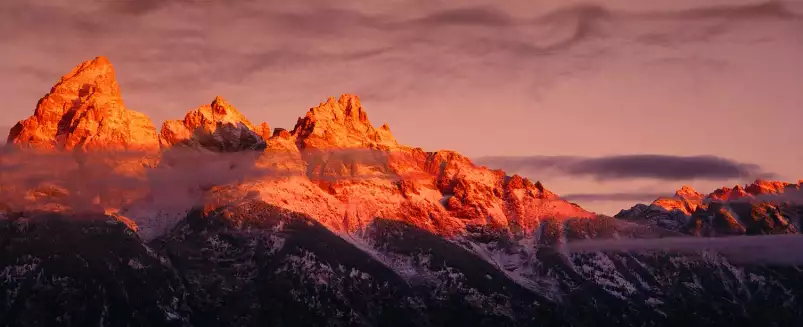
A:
[
  {"left": 291, "top": 94, "right": 398, "bottom": 149},
  {"left": 674, "top": 185, "right": 703, "bottom": 199},
  {"left": 7, "top": 56, "right": 159, "bottom": 151},
  {"left": 618, "top": 179, "right": 803, "bottom": 236},
  {"left": 5, "top": 57, "right": 593, "bottom": 238},
  {"left": 158, "top": 96, "right": 265, "bottom": 152},
  {"left": 708, "top": 180, "right": 798, "bottom": 201},
  {"left": 651, "top": 179, "right": 800, "bottom": 209},
  {"left": 710, "top": 184, "right": 750, "bottom": 201},
  {"left": 744, "top": 179, "right": 793, "bottom": 195},
  {"left": 56, "top": 56, "right": 118, "bottom": 95},
  {"left": 254, "top": 122, "right": 272, "bottom": 141},
  {"left": 208, "top": 96, "right": 256, "bottom": 130}
]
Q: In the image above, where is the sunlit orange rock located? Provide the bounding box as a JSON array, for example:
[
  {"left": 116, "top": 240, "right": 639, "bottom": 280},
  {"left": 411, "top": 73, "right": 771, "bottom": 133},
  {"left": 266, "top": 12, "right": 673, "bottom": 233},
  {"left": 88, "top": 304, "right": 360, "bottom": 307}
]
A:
[
  {"left": 239, "top": 94, "right": 593, "bottom": 235},
  {"left": 621, "top": 179, "right": 802, "bottom": 236},
  {"left": 3, "top": 59, "right": 595, "bottom": 239},
  {"left": 7, "top": 56, "right": 159, "bottom": 151},
  {"left": 254, "top": 122, "right": 272, "bottom": 141},
  {"left": 674, "top": 185, "right": 704, "bottom": 199},
  {"left": 158, "top": 96, "right": 265, "bottom": 152},
  {"left": 744, "top": 179, "right": 791, "bottom": 195},
  {"left": 291, "top": 94, "right": 397, "bottom": 150}
]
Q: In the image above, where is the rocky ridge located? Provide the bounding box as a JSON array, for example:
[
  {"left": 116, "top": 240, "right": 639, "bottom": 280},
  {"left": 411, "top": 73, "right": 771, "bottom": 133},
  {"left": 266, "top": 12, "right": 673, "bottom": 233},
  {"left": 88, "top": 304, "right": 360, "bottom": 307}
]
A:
[
  {"left": 3, "top": 56, "right": 592, "bottom": 239},
  {"left": 616, "top": 180, "right": 803, "bottom": 236},
  {"left": 158, "top": 96, "right": 267, "bottom": 152}
]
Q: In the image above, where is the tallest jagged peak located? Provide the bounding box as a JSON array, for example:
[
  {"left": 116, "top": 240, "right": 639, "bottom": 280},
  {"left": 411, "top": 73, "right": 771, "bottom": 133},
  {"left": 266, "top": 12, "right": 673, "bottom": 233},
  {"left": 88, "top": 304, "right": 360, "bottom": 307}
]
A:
[
  {"left": 210, "top": 95, "right": 239, "bottom": 117},
  {"left": 291, "top": 94, "right": 397, "bottom": 149},
  {"left": 56, "top": 56, "right": 119, "bottom": 96},
  {"left": 61, "top": 56, "right": 113, "bottom": 79},
  {"left": 7, "top": 56, "right": 158, "bottom": 151},
  {"left": 338, "top": 93, "right": 362, "bottom": 110}
]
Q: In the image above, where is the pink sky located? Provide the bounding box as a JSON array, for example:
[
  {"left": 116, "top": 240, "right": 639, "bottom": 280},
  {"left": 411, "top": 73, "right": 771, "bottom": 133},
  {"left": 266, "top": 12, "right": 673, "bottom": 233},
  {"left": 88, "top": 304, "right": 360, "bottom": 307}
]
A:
[{"left": 2, "top": 0, "right": 802, "bottom": 214}]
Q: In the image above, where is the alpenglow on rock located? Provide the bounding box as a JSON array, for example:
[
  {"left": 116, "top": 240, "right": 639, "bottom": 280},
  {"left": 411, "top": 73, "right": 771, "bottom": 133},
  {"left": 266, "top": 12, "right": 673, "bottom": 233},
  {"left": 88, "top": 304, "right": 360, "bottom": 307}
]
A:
[
  {"left": 4, "top": 57, "right": 593, "bottom": 239},
  {"left": 617, "top": 180, "right": 803, "bottom": 236},
  {"left": 158, "top": 96, "right": 266, "bottom": 152},
  {"left": 7, "top": 56, "right": 159, "bottom": 151}
]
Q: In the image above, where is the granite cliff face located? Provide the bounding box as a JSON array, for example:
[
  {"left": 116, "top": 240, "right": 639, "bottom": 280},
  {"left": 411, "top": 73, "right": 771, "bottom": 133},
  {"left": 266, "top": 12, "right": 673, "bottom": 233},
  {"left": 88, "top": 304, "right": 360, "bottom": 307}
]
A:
[
  {"left": 2, "top": 57, "right": 803, "bottom": 327},
  {"left": 6, "top": 56, "right": 159, "bottom": 151}
]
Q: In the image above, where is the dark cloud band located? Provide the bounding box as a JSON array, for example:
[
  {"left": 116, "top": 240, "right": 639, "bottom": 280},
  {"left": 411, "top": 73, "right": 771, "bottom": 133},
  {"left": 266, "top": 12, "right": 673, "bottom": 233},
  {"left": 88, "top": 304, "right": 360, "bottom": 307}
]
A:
[
  {"left": 475, "top": 154, "right": 775, "bottom": 181},
  {"left": 562, "top": 192, "right": 671, "bottom": 202}
]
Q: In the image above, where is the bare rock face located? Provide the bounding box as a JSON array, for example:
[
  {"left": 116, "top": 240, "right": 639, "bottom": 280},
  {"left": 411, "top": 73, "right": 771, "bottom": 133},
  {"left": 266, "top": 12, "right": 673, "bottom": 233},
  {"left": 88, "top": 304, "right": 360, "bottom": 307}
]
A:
[
  {"left": 7, "top": 56, "right": 159, "bottom": 151},
  {"left": 291, "top": 94, "right": 397, "bottom": 150},
  {"left": 254, "top": 122, "right": 272, "bottom": 141},
  {"left": 618, "top": 179, "right": 803, "bottom": 236},
  {"left": 158, "top": 96, "right": 266, "bottom": 152},
  {"left": 710, "top": 185, "right": 750, "bottom": 201},
  {"left": 236, "top": 94, "right": 594, "bottom": 235},
  {"left": 745, "top": 179, "right": 793, "bottom": 195},
  {"left": 674, "top": 185, "right": 704, "bottom": 199},
  {"left": 649, "top": 185, "right": 706, "bottom": 216}
]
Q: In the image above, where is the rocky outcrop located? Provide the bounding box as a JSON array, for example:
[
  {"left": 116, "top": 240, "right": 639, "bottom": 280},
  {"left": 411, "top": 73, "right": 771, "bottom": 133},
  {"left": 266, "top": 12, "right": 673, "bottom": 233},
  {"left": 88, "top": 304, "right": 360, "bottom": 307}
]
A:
[
  {"left": 617, "top": 180, "right": 803, "bottom": 236},
  {"left": 745, "top": 179, "right": 795, "bottom": 195},
  {"left": 674, "top": 185, "right": 704, "bottom": 199},
  {"left": 254, "top": 122, "right": 272, "bottom": 141},
  {"left": 158, "top": 96, "right": 266, "bottom": 152},
  {"left": 6, "top": 56, "right": 159, "bottom": 151},
  {"left": 291, "top": 94, "right": 397, "bottom": 150}
]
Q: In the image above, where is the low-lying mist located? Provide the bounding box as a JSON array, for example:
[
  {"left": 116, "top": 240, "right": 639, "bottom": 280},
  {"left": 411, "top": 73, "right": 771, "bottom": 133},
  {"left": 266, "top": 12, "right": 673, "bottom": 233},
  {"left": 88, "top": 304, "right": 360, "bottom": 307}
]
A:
[
  {"left": 567, "top": 233, "right": 803, "bottom": 265},
  {"left": 0, "top": 147, "right": 404, "bottom": 214},
  {"left": 2, "top": 146, "right": 802, "bottom": 266}
]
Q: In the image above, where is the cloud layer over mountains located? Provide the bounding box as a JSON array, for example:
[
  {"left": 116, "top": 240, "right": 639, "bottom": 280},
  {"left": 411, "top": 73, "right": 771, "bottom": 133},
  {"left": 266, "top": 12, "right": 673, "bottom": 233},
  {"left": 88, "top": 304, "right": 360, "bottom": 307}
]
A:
[
  {"left": 475, "top": 154, "right": 774, "bottom": 181},
  {"left": 0, "top": 148, "right": 399, "bottom": 214},
  {"left": 2, "top": 0, "right": 802, "bottom": 214}
]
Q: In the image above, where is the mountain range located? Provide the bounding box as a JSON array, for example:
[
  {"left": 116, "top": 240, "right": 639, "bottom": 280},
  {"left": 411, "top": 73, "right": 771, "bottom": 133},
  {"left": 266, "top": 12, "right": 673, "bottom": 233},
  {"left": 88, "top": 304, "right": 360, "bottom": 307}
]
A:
[{"left": 1, "top": 56, "right": 801, "bottom": 327}]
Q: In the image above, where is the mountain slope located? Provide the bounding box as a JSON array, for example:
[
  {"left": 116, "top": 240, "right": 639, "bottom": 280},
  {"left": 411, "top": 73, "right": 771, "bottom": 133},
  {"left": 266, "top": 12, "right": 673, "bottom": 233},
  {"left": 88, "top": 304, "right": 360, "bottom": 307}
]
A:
[{"left": 3, "top": 205, "right": 802, "bottom": 326}]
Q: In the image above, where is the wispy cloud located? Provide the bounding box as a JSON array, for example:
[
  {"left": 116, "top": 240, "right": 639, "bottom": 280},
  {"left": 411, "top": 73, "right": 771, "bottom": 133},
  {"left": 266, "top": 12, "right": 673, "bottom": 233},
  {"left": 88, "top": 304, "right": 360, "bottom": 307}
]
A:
[
  {"left": 562, "top": 191, "right": 670, "bottom": 202},
  {"left": 0, "top": 147, "right": 411, "bottom": 213},
  {"left": 475, "top": 155, "right": 775, "bottom": 181},
  {"left": 566, "top": 234, "right": 803, "bottom": 265},
  {"left": 404, "top": 7, "right": 516, "bottom": 27}
]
